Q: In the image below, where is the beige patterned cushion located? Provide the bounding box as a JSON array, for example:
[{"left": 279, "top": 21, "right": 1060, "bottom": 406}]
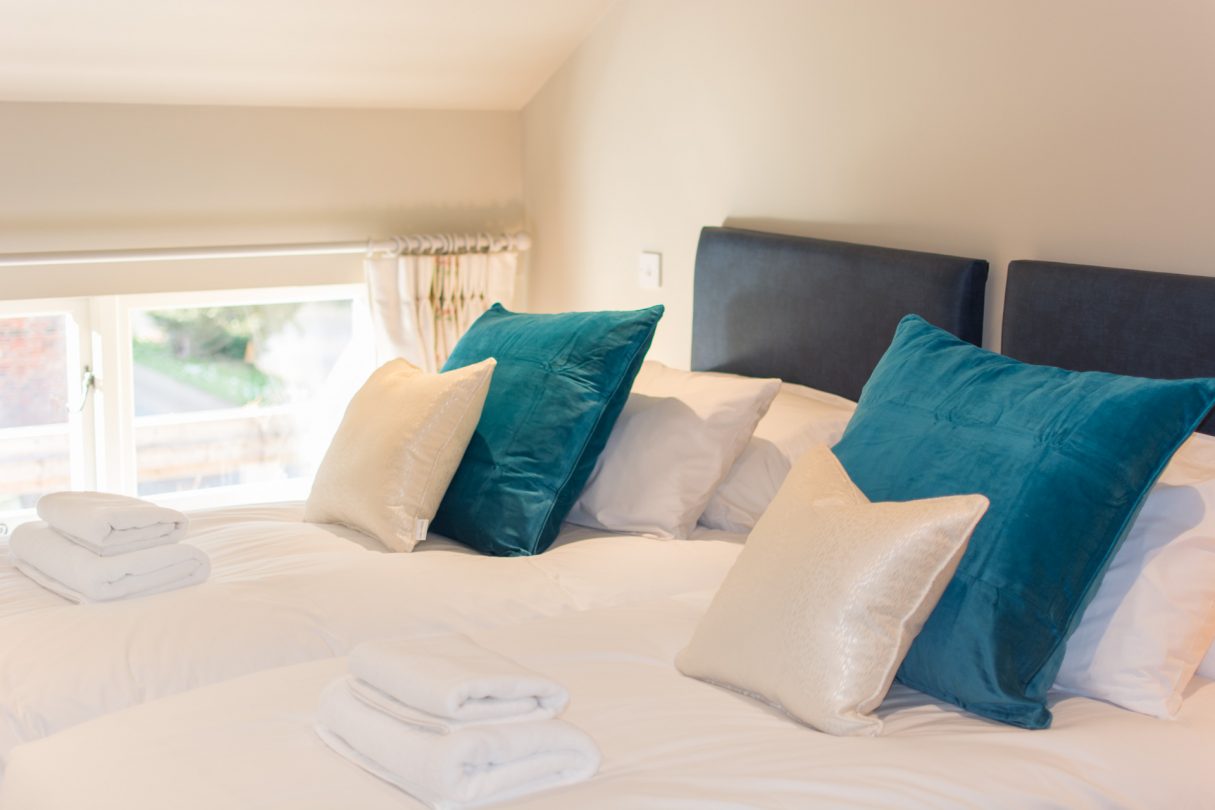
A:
[
  {"left": 677, "top": 445, "right": 988, "bottom": 736},
  {"left": 305, "top": 358, "right": 495, "bottom": 552}
]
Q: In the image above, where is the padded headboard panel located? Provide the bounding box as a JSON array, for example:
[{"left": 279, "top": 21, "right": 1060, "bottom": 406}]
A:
[
  {"left": 690, "top": 227, "right": 988, "bottom": 401},
  {"left": 1003, "top": 259, "right": 1215, "bottom": 434}
]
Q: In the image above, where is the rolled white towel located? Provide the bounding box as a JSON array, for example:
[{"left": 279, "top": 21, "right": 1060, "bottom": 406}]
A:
[
  {"left": 349, "top": 634, "right": 568, "bottom": 723},
  {"left": 36, "top": 491, "right": 188, "bottom": 556},
  {"left": 316, "top": 680, "right": 600, "bottom": 809},
  {"left": 10, "top": 522, "right": 210, "bottom": 603}
]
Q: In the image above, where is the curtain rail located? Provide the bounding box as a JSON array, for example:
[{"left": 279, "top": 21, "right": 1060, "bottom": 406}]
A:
[{"left": 0, "top": 232, "right": 530, "bottom": 269}]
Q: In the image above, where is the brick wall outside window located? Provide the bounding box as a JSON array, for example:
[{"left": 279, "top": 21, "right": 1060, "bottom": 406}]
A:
[{"left": 0, "top": 316, "right": 68, "bottom": 429}]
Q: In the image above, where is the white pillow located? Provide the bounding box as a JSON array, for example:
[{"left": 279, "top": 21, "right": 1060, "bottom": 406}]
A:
[
  {"left": 699, "top": 382, "right": 857, "bottom": 533},
  {"left": 676, "top": 446, "right": 989, "bottom": 736},
  {"left": 567, "top": 362, "right": 780, "bottom": 538},
  {"left": 1055, "top": 431, "right": 1215, "bottom": 716},
  {"left": 304, "top": 358, "right": 495, "bottom": 552}
]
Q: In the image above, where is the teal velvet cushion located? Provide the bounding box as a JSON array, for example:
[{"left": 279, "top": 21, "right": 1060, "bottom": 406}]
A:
[
  {"left": 832, "top": 315, "right": 1215, "bottom": 728},
  {"left": 432, "top": 304, "right": 663, "bottom": 556}
]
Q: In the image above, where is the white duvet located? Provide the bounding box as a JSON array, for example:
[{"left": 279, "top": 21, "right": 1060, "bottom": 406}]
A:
[
  {"left": 0, "top": 503, "right": 744, "bottom": 767},
  {"left": 4, "top": 594, "right": 1213, "bottom": 809}
]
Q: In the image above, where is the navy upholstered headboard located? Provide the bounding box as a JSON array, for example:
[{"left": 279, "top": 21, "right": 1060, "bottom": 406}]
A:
[
  {"left": 1003, "top": 259, "right": 1215, "bottom": 434},
  {"left": 690, "top": 227, "right": 988, "bottom": 401}
]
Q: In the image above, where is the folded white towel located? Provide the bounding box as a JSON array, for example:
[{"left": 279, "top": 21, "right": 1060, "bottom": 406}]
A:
[
  {"left": 36, "top": 491, "right": 188, "bottom": 556},
  {"left": 346, "top": 676, "right": 555, "bottom": 733},
  {"left": 10, "top": 522, "right": 210, "bottom": 603},
  {"left": 349, "top": 634, "right": 569, "bottom": 723},
  {"left": 316, "top": 679, "right": 600, "bottom": 809}
]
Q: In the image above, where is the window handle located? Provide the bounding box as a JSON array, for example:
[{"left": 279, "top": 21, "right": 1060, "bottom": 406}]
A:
[{"left": 67, "top": 365, "right": 95, "bottom": 414}]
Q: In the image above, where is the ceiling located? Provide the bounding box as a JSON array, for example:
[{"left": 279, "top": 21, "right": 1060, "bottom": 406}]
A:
[{"left": 0, "top": 0, "right": 614, "bottom": 110}]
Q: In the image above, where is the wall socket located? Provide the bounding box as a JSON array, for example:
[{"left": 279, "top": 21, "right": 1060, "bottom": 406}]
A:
[{"left": 638, "top": 251, "right": 662, "bottom": 289}]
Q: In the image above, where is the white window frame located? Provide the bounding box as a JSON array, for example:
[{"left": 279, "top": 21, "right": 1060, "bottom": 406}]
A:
[
  {"left": 0, "top": 297, "right": 96, "bottom": 531},
  {"left": 0, "top": 283, "right": 371, "bottom": 528},
  {"left": 105, "top": 282, "right": 371, "bottom": 512}
]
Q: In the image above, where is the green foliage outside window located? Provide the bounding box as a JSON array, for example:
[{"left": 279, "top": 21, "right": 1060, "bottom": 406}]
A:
[{"left": 133, "top": 304, "right": 300, "bottom": 406}]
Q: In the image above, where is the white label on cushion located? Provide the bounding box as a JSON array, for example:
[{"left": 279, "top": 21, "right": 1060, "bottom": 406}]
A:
[{"left": 414, "top": 519, "right": 430, "bottom": 543}]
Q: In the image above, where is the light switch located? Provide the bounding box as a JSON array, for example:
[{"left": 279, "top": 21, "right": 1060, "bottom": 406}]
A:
[{"left": 638, "top": 251, "right": 662, "bottom": 289}]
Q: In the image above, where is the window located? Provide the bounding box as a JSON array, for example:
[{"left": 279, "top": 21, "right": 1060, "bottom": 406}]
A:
[
  {"left": 0, "top": 299, "right": 93, "bottom": 524},
  {"left": 0, "top": 285, "right": 371, "bottom": 529}
]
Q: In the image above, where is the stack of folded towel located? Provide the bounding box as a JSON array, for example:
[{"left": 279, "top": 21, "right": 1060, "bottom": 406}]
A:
[
  {"left": 316, "top": 634, "right": 601, "bottom": 808},
  {"left": 9, "top": 491, "right": 209, "bottom": 603}
]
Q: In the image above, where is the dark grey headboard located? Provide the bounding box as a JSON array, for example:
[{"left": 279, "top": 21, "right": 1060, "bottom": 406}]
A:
[
  {"left": 690, "top": 227, "right": 988, "bottom": 401},
  {"left": 1003, "top": 259, "right": 1215, "bottom": 434}
]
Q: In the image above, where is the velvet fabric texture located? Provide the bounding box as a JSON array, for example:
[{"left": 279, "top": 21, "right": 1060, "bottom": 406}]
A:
[
  {"left": 832, "top": 315, "right": 1215, "bottom": 729},
  {"left": 433, "top": 304, "right": 663, "bottom": 556}
]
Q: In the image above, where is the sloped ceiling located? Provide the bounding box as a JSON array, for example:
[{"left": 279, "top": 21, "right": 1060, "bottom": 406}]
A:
[{"left": 0, "top": 0, "right": 615, "bottom": 109}]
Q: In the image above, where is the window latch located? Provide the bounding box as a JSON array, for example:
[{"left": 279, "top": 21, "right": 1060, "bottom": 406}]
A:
[{"left": 67, "top": 365, "right": 95, "bottom": 414}]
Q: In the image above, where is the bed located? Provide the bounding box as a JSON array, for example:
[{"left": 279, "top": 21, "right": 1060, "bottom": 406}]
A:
[
  {"left": 0, "top": 226, "right": 991, "bottom": 770},
  {"left": 6, "top": 247, "right": 1213, "bottom": 809},
  {"left": 7, "top": 242, "right": 1215, "bottom": 808},
  {"left": 4, "top": 250, "right": 1210, "bottom": 806}
]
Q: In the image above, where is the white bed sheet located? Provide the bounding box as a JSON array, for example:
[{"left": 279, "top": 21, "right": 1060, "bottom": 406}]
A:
[
  {"left": 0, "top": 503, "right": 744, "bottom": 766},
  {"left": 4, "top": 594, "right": 1212, "bottom": 809}
]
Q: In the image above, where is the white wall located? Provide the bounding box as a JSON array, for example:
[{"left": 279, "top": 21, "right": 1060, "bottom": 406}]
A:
[
  {"left": 0, "top": 102, "right": 523, "bottom": 299},
  {"left": 523, "top": 0, "right": 1215, "bottom": 365}
]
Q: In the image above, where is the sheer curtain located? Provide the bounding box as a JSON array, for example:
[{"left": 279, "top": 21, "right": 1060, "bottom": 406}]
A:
[{"left": 365, "top": 250, "right": 518, "bottom": 371}]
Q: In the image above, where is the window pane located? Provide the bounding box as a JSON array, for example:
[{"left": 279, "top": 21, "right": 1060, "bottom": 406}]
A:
[
  {"left": 0, "top": 315, "right": 72, "bottom": 512},
  {"left": 131, "top": 299, "right": 360, "bottom": 497}
]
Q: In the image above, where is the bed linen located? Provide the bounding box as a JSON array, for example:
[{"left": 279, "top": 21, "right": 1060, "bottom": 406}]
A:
[
  {"left": 0, "top": 502, "right": 744, "bottom": 768},
  {"left": 4, "top": 594, "right": 1213, "bottom": 810}
]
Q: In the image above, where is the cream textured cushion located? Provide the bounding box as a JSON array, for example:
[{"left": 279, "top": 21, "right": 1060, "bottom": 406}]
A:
[
  {"left": 305, "top": 358, "right": 495, "bottom": 552},
  {"left": 676, "top": 445, "right": 989, "bottom": 736}
]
